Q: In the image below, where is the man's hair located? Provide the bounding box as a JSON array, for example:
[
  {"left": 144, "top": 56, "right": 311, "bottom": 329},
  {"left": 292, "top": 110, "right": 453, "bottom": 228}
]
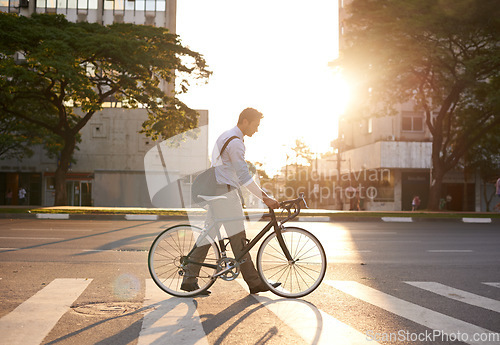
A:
[{"left": 238, "top": 107, "right": 263, "bottom": 124}]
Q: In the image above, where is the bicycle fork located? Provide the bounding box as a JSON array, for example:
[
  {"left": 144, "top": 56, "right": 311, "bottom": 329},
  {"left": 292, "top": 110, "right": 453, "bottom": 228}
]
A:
[{"left": 273, "top": 224, "right": 294, "bottom": 263}]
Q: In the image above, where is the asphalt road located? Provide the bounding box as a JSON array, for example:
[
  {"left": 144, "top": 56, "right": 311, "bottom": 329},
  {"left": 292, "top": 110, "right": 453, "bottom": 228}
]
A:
[{"left": 0, "top": 218, "right": 499, "bottom": 345}]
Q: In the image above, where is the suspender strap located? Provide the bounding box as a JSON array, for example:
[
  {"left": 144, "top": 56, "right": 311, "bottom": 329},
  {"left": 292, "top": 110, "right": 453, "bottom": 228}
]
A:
[{"left": 217, "top": 135, "right": 239, "bottom": 159}]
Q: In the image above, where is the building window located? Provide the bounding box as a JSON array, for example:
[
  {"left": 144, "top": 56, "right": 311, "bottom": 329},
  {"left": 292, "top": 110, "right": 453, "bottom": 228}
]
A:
[{"left": 402, "top": 111, "right": 424, "bottom": 132}]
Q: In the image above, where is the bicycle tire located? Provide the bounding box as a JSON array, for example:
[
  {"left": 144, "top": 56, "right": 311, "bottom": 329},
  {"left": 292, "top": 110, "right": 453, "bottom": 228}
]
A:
[
  {"left": 256, "top": 227, "right": 327, "bottom": 298},
  {"left": 148, "top": 224, "right": 220, "bottom": 297}
]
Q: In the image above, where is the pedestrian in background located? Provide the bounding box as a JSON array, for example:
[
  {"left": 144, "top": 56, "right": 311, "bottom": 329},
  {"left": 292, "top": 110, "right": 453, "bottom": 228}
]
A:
[
  {"left": 412, "top": 195, "right": 421, "bottom": 211},
  {"left": 18, "top": 187, "right": 26, "bottom": 205},
  {"left": 5, "top": 189, "right": 12, "bottom": 205}
]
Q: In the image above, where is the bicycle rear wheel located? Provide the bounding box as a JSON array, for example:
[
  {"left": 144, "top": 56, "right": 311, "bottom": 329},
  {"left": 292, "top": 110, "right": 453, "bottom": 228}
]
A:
[
  {"left": 257, "top": 227, "right": 327, "bottom": 298},
  {"left": 148, "top": 225, "right": 220, "bottom": 297}
]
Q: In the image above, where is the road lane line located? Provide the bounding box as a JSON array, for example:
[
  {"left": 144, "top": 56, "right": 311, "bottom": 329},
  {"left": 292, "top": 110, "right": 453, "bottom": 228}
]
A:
[
  {"left": 427, "top": 250, "right": 474, "bottom": 253},
  {"left": 0, "top": 278, "right": 92, "bottom": 345},
  {"left": 406, "top": 282, "right": 500, "bottom": 313},
  {"left": 0, "top": 237, "right": 65, "bottom": 240},
  {"left": 137, "top": 279, "right": 208, "bottom": 345},
  {"left": 8, "top": 228, "right": 93, "bottom": 232},
  {"left": 483, "top": 283, "right": 500, "bottom": 289},
  {"left": 325, "top": 281, "right": 498, "bottom": 345},
  {"left": 236, "top": 279, "right": 380, "bottom": 345}
]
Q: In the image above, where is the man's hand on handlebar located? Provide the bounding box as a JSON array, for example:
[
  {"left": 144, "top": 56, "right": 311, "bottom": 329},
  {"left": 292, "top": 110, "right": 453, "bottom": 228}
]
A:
[{"left": 263, "top": 195, "right": 280, "bottom": 209}]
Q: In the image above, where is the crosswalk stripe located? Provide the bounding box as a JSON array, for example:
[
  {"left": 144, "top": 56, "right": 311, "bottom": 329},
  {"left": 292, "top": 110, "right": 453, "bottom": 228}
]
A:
[
  {"left": 137, "top": 279, "right": 209, "bottom": 345},
  {"left": 0, "top": 278, "right": 92, "bottom": 345},
  {"left": 236, "top": 279, "right": 380, "bottom": 345},
  {"left": 483, "top": 282, "right": 500, "bottom": 289},
  {"left": 325, "top": 280, "right": 498, "bottom": 345},
  {"left": 406, "top": 282, "right": 500, "bottom": 313}
]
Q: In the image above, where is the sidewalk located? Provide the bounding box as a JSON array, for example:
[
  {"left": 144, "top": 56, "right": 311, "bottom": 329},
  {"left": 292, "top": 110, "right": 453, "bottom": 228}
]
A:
[{"left": 0, "top": 206, "right": 498, "bottom": 223}]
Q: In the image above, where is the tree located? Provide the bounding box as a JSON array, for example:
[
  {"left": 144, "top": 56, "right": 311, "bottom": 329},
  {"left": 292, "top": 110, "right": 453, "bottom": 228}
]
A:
[
  {"left": 0, "top": 13, "right": 210, "bottom": 205},
  {"left": 462, "top": 131, "right": 500, "bottom": 211},
  {"left": 291, "top": 139, "right": 314, "bottom": 168},
  {"left": 0, "top": 115, "right": 40, "bottom": 160},
  {"left": 286, "top": 139, "right": 315, "bottom": 199},
  {"left": 337, "top": 0, "right": 500, "bottom": 210}
]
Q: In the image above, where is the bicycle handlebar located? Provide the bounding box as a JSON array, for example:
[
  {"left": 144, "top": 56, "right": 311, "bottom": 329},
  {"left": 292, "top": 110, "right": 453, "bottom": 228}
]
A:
[{"left": 268, "top": 193, "right": 308, "bottom": 224}]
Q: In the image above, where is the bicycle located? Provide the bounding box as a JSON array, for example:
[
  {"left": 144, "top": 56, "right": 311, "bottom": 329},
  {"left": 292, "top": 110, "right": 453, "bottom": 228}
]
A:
[{"left": 148, "top": 193, "right": 327, "bottom": 298}]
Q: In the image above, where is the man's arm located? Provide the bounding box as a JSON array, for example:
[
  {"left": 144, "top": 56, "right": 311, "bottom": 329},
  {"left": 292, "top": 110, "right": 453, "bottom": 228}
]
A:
[{"left": 245, "top": 179, "right": 280, "bottom": 209}]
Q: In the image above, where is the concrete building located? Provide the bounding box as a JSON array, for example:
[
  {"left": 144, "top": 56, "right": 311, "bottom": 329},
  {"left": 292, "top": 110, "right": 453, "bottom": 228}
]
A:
[
  {"left": 329, "top": 0, "right": 483, "bottom": 211},
  {"left": 1, "top": 0, "right": 176, "bottom": 27},
  {"left": 0, "top": 0, "right": 210, "bottom": 207}
]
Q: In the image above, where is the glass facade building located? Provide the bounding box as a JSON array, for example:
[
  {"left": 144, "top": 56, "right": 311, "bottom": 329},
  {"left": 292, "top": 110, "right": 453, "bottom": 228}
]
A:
[{"left": 1, "top": 0, "right": 176, "bottom": 29}]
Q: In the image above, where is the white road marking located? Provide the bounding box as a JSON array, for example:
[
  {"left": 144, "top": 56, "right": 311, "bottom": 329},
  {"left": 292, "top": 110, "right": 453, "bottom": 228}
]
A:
[
  {"left": 483, "top": 282, "right": 500, "bottom": 289},
  {"left": 0, "top": 237, "right": 64, "bottom": 240},
  {"left": 326, "top": 280, "right": 498, "bottom": 345},
  {"left": 8, "top": 228, "right": 93, "bottom": 232},
  {"left": 462, "top": 218, "right": 492, "bottom": 224},
  {"left": 137, "top": 279, "right": 209, "bottom": 345},
  {"left": 427, "top": 250, "right": 474, "bottom": 253},
  {"left": 406, "top": 282, "right": 500, "bottom": 313},
  {"left": 0, "top": 278, "right": 92, "bottom": 345},
  {"left": 335, "top": 250, "right": 372, "bottom": 254},
  {"left": 381, "top": 217, "right": 413, "bottom": 222},
  {"left": 299, "top": 217, "right": 331, "bottom": 222},
  {"left": 236, "top": 279, "right": 380, "bottom": 345},
  {"left": 125, "top": 214, "right": 159, "bottom": 221},
  {"left": 35, "top": 214, "right": 69, "bottom": 219},
  {"left": 351, "top": 231, "right": 398, "bottom": 235}
]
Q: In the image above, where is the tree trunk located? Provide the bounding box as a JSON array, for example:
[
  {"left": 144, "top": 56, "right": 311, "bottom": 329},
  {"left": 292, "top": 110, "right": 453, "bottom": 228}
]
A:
[
  {"left": 54, "top": 136, "right": 76, "bottom": 206},
  {"left": 428, "top": 163, "right": 445, "bottom": 211}
]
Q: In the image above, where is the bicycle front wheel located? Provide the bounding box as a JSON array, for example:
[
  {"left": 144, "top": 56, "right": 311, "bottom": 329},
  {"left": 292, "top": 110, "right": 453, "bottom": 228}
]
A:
[
  {"left": 257, "top": 227, "right": 327, "bottom": 298},
  {"left": 148, "top": 225, "right": 220, "bottom": 297}
]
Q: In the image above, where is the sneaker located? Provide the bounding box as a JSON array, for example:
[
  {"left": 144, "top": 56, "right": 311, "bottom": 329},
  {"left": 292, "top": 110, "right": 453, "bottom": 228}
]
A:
[
  {"left": 180, "top": 283, "right": 211, "bottom": 296},
  {"left": 249, "top": 282, "right": 281, "bottom": 294}
]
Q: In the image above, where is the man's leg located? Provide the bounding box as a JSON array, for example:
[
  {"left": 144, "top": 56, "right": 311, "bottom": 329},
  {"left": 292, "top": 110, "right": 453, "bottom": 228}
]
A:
[
  {"left": 228, "top": 232, "right": 263, "bottom": 289},
  {"left": 182, "top": 209, "right": 218, "bottom": 286},
  {"left": 213, "top": 189, "right": 264, "bottom": 290}
]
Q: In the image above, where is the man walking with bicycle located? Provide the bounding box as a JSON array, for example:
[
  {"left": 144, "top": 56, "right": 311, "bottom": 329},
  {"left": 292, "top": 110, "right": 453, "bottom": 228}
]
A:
[{"left": 182, "top": 107, "right": 280, "bottom": 295}]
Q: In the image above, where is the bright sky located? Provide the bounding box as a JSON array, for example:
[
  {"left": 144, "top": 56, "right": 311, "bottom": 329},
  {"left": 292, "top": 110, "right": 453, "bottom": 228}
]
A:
[{"left": 176, "top": 0, "right": 347, "bottom": 175}]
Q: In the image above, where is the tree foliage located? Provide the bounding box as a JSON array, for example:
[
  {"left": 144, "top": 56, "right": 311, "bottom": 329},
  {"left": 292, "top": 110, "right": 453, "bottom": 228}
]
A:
[
  {"left": 0, "top": 13, "right": 211, "bottom": 205},
  {"left": 338, "top": 0, "right": 500, "bottom": 209},
  {"left": 0, "top": 114, "right": 41, "bottom": 160}
]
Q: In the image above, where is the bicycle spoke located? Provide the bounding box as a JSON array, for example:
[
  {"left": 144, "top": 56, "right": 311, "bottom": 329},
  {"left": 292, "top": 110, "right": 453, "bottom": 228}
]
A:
[
  {"left": 262, "top": 262, "right": 289, "bottom": 274},
  {"left": 267, "top": 243, "right": 287, "bottom": 260},
  {"left": 262, "top": 250, "right": 288, "bottom": 262},
  {"left": 294, "top": 262, "right": 319, "bottom": 282},
  {"left": 257, "top": 227, "right": 326, "bottom": 298},
  {"left": 149, "top": 225, "right": 220, "bottom": 297}
]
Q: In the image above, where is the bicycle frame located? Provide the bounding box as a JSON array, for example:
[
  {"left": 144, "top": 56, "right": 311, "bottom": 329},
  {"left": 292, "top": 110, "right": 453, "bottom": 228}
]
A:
[{"left": 183, "top": 208, "right": 294, "bottom": 272}]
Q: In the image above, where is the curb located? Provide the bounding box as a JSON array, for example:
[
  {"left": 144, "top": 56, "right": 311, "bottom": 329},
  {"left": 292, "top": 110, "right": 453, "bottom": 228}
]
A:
[
  {"left": 35, "top": 213, "right": 70, "bottom": 220},
  {"left": 462, "top": 217, "right": 492, "bottom": 224},
  {"left": 0, "top": 213, "right": 498, "bottom": 224},
  {"left": 381, "top": 217, "right": 413, "bottom": 223}
]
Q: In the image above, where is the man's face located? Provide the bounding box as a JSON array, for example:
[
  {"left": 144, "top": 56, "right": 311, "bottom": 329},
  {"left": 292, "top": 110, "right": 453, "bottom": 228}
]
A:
[{"left": 244, "top": 118, "right": 261, "bottom": 137}]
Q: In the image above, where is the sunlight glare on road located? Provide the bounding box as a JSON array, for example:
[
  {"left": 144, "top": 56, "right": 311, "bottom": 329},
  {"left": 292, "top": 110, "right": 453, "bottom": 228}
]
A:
[{"left": 293, "top": 222, "right": 363, "bottom": 265}]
